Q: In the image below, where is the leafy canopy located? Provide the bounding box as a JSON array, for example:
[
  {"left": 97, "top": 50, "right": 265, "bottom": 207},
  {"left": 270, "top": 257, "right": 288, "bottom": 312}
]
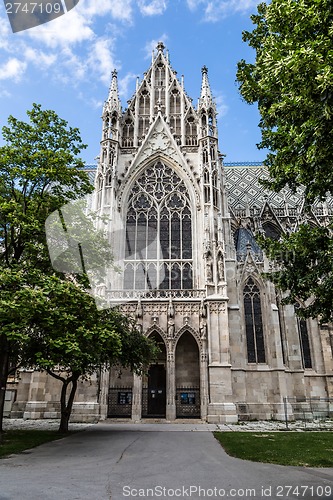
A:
[
  {"left": 0, "top": 103, "right": 92, "bottom": 270},
  {"left": 237, "top": 0, "right": 333, "bottom": 322},
  {"left": 237, "top": 0, "right": 333, "bottom": 202}
]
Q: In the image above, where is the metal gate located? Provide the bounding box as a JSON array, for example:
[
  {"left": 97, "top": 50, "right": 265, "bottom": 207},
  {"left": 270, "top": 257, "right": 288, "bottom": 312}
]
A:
[
  {"left": 107, "top": 387, "right": 132, "bottom": 418},
  {"left": 176, "top": 387, "right": 200, "bottom": 418}
]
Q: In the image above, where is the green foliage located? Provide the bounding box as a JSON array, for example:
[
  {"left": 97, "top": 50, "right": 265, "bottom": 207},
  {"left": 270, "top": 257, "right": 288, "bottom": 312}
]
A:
[
  {"left": 237, "top": 0, "right": 333, "bottom": 322},
  {"left": 0, "top": 104, "right": 93, "bottom": 378},
  {"left": 0, "top": 105, "right": 157, "bottom": 432},
  {"left": 258, "top": 223, "right": 333, "bottom": 323},
  {"left": 214, "top": 431, "right": 333, "bottom": 467},
  {"left": 24, "top": 272, "right": 157, "bottom": 377},
  {"left": 237, "top": 0, "right": 333, "bottom": 202},
  {"left": 0, "top": 103, "right": 92, "bottom": 270}
]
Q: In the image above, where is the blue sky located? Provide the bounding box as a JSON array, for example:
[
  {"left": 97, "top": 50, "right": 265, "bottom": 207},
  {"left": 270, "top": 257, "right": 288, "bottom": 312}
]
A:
[{"left": 0, "top": 0, "right": 264, "bottom": 164}]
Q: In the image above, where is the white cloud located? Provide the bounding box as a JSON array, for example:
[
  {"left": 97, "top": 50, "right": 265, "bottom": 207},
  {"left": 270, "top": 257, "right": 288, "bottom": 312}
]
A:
[
  {"left": 138, "top": 0, "right": 167, "bottom": 16},
  {"left": 0, "top": 89, "right": 11, "bottom": 98},
  {"left": 87, "top": 38, "right": 117, "bottom": 85},
  {"left": 119, "top": 72, "right": 137, "bottom": 99},
  {"left": 186, "top": 0, "right": 206, "bottom": 11},
  {"left": 186, "top": 0, "right": 258, "bottom": 20},
  {"left": 214, "top": 92, "right": 228, "bottom": 117},
  {"left": 83, "top": 0, "right": 133, "bottom": 22},
  {"left": 24, "top": 47, "right": 57, "bottom": 67},
  {"left": 0, "top": 19, "right": 11, "bottom": 51},
  {"left": 59, "top": 46, "right": 87, "bottom": 83},
  {"left": 0, "top": 2, "right": 124, "bottom": 87},
  {"left": 0, "top": 58, "right": 27, "bottom": 81},
  {"left": 27, "top": 9, "right": 95, "bottom": 48}
]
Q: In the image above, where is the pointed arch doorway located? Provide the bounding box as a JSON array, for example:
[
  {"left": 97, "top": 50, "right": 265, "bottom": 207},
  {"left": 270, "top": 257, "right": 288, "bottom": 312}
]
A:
[
  {"left": 175, "top": 331, "right": 201, "bottom": 418},
  {"left": 142, "top": 331, "right": 167, "bottom": 418}
]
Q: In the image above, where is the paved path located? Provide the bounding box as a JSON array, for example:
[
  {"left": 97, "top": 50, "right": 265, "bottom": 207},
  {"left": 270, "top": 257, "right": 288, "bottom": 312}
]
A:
[{"left": 1, "top": 422, "right": 333, "bottom": 500}]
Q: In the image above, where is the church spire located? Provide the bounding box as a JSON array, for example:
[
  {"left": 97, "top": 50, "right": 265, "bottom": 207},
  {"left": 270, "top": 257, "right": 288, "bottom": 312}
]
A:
[
  {"left": 198, "top": 66, "right": 215, "bottom": 112},
  {"left": 198, "top": 66, "right": 218, "bottom": 139},
  {"left": 106, "top": 69, "right": 121, "bottom": 114}
]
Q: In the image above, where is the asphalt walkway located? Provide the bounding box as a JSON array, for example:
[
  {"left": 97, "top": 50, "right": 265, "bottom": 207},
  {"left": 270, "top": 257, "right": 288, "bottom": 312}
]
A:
[{"left": 1, "top": 422, "right": 333, "bottom": 500}]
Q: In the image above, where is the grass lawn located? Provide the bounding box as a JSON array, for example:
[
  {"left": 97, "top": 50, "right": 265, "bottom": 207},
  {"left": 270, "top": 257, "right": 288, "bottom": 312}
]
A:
[
  {"left": 0, "top": 430, "right": 72, "bottom": 458},
  {"left": 214, "top": 431, "right": 333, "bottom": 467}
]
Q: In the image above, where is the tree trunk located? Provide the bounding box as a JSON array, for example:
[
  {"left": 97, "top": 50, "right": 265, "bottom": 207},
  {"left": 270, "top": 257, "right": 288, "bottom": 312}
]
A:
[
  {"left": 58, "top": 374, "right": 79, "bottom": 433},
  {"left": 0, "top": 334, "right": 10, "bottom": 443}
]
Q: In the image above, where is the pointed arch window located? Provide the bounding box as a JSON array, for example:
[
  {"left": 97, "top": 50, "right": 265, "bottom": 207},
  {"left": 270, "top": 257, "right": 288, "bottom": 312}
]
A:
[
  {"left": 96, "top": 174, "right": 103, "bottom": 208},
  {"left": 139, "top": 88, "right": 150, "bottom": 116},
  {"left": 243, "top": 278, "right": 265, "bottom": 363},
  {"left": 124, "top": 161, "right": 193, "bottom": 291},
  {"left": 185, "top": 115, "right": 198, "bottom": 146},
  {"left": 105, "top": 170, "right": 112, "bottom": 187},
  {"left": 295, "top": 303, "right": 312, "bottom": 369},
  {"left": 170, "top": 88, "right": 181, "bottom": 115},
  {"left": 212, "top": 170, "right": 218, "bottom": 207},
  {"left": 122, "top": 118, "right": 134, "bottom": 148}
]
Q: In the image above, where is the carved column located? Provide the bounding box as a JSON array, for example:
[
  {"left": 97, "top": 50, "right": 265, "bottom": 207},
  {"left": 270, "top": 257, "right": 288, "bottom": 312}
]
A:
[
  {"left": 131, "top": 373, "right": 142, "bottom": 421},
  {"left": 98, "top": 369, "right": 110, "bottom": 420},
  {"left": 200, "top": 344, "right": 209, "bottom": 420},
  {"left": 166, "top": 348, "right": 176, "bottom": 420}
]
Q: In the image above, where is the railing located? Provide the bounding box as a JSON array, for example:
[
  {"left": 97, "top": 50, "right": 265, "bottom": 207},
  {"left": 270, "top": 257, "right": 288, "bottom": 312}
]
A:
[
  {"left": 224, "top": 162, "right": 263, "bottom": 167},
  {"left": 185, "top": 136, "right": 198, "bottom": 146},
  {"left": 235, "top": 398, "right": 333, "bottom": 430},
  {"left": 236, "top": 252, "right": 264, "bottom": 263},
  {"left": 106, "top": 289, "right": 206, "bottom": 300}
]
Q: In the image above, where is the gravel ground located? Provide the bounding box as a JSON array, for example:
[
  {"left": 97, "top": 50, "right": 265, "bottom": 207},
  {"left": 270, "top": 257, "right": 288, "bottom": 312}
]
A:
[
  {"left": 223, "top": 419, "right": 333, "bottom": 431},
  {"left": 3, "top": 418, "right": 333, "bottom": 432},
  {"left": 3, "top": 418, "right": 93, "bottom": 431}
]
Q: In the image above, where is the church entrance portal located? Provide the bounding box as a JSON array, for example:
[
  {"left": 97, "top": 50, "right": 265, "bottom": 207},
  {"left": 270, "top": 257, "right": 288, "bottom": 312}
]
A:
[
  {"left": 175, "top": 331, "right": 201, "bottom": 418},
  {"left": 142, "top": 331, "right": 167, "bottom": 418},
  {"left": 147, "top": 364, "right": 166, "bottom": 417}
]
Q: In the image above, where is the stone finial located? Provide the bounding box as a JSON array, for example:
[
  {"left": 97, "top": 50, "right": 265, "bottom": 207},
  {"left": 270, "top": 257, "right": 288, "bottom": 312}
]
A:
[{"left": 156, "top": 41, "right": 165, "bottom": 52}]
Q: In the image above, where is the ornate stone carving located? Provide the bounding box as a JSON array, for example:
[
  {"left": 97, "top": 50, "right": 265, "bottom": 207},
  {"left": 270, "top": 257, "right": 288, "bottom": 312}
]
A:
[
  {"left": 144, "top": 304, "right": 168, "bottom": 314},
  {"left": 208, "top": 301, "right": 227, "bottom": 313},
  {"left": 174, "top": 303, "right": 200, "bottom": 315},
  {"left": 168, "top": 297, "right": 175, "bottom": 318}
]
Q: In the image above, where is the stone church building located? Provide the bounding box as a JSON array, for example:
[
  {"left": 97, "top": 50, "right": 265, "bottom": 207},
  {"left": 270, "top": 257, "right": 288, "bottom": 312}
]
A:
[{"left": 7, "top": 43, "right": 333, "bottom": 423}]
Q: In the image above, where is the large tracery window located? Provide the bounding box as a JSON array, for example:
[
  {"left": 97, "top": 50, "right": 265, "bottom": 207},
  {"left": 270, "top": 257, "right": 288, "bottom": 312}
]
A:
[
  {"left": 243, "top": 278, "right": 266, "bottom": 363},
  {"left": 124, "top": 161, "right": 193, "bottom": 291}
]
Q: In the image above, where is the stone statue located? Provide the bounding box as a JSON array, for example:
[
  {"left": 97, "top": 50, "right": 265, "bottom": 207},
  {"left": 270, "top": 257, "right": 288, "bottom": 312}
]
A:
[
  {"left": 206, "top": 253, "right": 213, "bottom": 282},
  {"left": 167, "top": 318, "right": 175, "bottom": 339},
  {"left": 217, "top": 254, "right": 224, "bottom": 282},
  {"left": 199, "top": 318, "right": 207, "bottom": 340}
]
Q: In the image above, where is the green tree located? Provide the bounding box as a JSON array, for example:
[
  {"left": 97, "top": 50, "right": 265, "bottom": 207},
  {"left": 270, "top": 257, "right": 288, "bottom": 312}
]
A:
[
  {"left": 0, "top": 104, "right": 92, "bottom": 437},
  {"left": 237, "top": 0, "right": 333, "bottom": 322},
  {"left": 0, "top": 104, "right": 157, "bottom": 437},
  {"left": 25, "top": 274, "right": 157, "bottom": 433}
]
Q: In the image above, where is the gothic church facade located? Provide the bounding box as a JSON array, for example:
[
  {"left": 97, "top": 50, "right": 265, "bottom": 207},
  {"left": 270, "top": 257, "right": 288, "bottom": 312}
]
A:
[{"left": 8, "top": 43, "right": 333, "bottom": 423}]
